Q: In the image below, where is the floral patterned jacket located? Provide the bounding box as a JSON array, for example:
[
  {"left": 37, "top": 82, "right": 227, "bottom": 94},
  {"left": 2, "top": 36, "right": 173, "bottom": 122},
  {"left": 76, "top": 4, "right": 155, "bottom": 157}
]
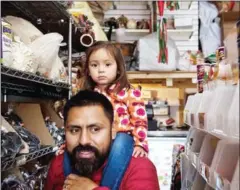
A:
[{"left": 94, "top": 85, "right": 149, "bottom": 152}]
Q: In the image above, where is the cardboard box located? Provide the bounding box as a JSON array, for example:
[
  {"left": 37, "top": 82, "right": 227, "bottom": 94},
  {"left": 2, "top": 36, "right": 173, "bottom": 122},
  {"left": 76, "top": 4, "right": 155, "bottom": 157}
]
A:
[
  {"left": 14, "top": 104, "right": 55, "bottom": 146},
  {"left": 40, "top": 101, "right": 64, "bottom": 128}
]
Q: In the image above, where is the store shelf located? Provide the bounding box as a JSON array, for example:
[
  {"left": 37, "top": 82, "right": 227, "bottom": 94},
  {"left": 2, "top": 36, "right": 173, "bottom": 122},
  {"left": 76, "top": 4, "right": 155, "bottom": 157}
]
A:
[
  {"left": 1, "top": 146, "right": 57, "bottom": 171},
  {"left": 102, "top": 27, "right": 150, "bottom": 34},
  {"left": 148, "top": 130, "right": 188, "bottom": 137},
  {"left": 167, "top": 29, "right": 194, "bottom": 41},
  {"left": 221, "top": 11, "right": 240, "bottom": 22},
  {"left": 127, "top": 71, "right": 196, "bottom": 85},
  {"left": 1, "top": 66, "right": 69, "bottom": 88},
  {"left": 102, "top": 27, "right": 193, "bottom": 40},
  {"left": 185, "top": 124, "right": 239, "bottom": 142},
  {"left": 184, "top": 151, "right": 232, "bottom": 190},
  {"left": 1, "top": 1, "right": 84, "bottom": 52},
  {"left": 127, "top": 71, "right": 196, "bottom": 79},
  {"left": 1, "top": 65, "right": 69, "bottom": 99}
]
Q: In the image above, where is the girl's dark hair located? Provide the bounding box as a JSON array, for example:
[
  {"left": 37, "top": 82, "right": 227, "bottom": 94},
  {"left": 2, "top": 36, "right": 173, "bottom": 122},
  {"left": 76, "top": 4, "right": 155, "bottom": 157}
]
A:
[
  {"left": 63, "top": 90, "right": 114, "bottom": 125},
  {"left": 83, "top": 41, "right": 131, "bottom": 94}
]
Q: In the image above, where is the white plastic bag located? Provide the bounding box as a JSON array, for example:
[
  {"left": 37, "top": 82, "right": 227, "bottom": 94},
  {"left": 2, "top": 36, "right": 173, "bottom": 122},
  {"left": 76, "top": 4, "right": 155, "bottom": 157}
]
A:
[
  {"left": 4, "top": 16, "right": 43, "bottom": 44},
  {"left": 28, "top": 33, "right": 64, "bottom": 78},
  {"left": 138, "top": 32, "right": 180, "bottom": 71},
  {"left": 10, "top": 36, "right": 37, "bottom": 73},
  {"left": 199, "top": 2, "right": 221, "bottom": 58}
]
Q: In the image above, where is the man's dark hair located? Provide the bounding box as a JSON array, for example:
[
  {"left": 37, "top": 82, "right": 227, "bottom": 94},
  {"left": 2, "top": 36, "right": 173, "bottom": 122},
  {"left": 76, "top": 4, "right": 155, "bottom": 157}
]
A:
[{"left": 63, "top": 90, "right": 114, "bottom": 125}]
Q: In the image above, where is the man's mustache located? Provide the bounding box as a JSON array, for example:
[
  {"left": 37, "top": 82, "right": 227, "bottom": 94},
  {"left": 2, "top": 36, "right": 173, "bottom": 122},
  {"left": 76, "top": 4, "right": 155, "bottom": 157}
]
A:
[{"left": 73, "top": 144, "right": 99, "bottom": 158}]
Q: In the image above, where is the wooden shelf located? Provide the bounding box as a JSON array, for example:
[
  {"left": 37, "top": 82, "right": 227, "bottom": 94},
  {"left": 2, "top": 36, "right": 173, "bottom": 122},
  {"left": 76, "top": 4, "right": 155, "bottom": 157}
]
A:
[
  {"left": 221, "top": 11, "right": 239, "bottom": 22},
  {"left": 102, "top": 27, "right": 150, "bottom": 33},
  {"left": 127, "top": 71, "right": 197, "bottom": 86},
  {"left": 127, "top": 71, "right": 196, "bottom": 80}
]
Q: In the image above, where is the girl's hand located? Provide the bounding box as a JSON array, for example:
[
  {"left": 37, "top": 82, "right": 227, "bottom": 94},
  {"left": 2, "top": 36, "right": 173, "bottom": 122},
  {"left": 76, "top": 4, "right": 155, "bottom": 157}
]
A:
[
  {"left": 132, "top": 146, "right": 148, "bottom": 158},
  {"left": 55, "top": 143, "right": 66, "bottom": 156}
]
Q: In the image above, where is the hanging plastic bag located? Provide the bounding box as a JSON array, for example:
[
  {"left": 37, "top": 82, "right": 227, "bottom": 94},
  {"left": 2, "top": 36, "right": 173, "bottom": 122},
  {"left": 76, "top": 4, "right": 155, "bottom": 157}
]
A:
[
  {"left": 138, "top": 32, "right": 180, "bottom": 71},
  {"left": 28, "top": 33, "right": 65, "bottom": 79},
  {"left": 199, "top": 2, "right": 221, "bottom": 58}
]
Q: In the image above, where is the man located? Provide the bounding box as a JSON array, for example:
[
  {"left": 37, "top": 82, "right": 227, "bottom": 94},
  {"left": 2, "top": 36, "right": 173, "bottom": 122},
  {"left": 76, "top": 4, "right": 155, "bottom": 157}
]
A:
[{"left": 44, "top": 90, "right": 160, "bottom": 190}]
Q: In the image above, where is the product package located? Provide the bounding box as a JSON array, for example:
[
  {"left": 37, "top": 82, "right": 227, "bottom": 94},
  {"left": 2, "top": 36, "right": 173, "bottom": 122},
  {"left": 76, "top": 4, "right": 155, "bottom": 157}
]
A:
[{"left": 1, "top": 19, "right": 13, "bottom": 67}]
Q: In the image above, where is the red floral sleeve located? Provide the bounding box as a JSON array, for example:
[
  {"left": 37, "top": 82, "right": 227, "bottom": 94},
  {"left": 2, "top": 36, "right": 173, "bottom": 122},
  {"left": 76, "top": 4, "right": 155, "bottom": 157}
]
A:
[{"left": 114, "top": 88, "right": 148, "bottom": 152}]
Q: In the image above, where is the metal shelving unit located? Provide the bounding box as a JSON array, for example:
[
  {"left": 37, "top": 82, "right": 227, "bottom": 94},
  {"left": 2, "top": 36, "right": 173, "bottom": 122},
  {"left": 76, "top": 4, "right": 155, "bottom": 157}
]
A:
[
  {"left": 1, "top": 65, "right": 70, "bottom": 99},
  {"left": 1, "top": 66, "right": 69, "bottom": 89},
  {"left": 1, "top": 146, "right": 57, "bottom": 171}
]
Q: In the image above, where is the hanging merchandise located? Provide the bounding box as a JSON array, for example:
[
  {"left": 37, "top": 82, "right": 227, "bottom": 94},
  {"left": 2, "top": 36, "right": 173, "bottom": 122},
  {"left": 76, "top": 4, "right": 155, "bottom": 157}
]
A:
[
  {"left": 166, "top": 1, "right": 180, "bottom": 11},
  {"left": 3, "top": 112, "right": 41, "bottom": 152},
  {"left": 68, "top": 2, "right": 108, "bottom": 43},
  {"left": 138, "top": 32, "right": 180, "bottom": 71},
  {"left": 157, "top": 1, "right": 168, "bottom": 64},
  {"left": 199, "top": 2, "right": 221, "bottom": 58}
]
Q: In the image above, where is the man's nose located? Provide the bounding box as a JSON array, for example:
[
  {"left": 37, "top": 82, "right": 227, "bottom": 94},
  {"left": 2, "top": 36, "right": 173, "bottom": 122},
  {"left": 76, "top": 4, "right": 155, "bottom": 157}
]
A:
[{"left": 79, "top": 130, "right": 91, "bottom": 145}]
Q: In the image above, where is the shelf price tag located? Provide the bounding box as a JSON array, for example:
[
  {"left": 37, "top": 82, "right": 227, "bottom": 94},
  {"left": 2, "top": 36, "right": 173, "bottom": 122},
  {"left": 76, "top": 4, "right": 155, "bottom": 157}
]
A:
[
  {"left": 166, "top": 78, "right": 173, "bottom": 86},
  {"left": 193, "top": 153, "right": 198, "bottom": 168}
]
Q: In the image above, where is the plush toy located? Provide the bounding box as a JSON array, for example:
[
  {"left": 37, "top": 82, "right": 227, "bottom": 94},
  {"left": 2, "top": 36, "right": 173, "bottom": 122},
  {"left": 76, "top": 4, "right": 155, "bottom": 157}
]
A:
[{"left": 117, "top": 15, "right": 128, "bottom": 28}]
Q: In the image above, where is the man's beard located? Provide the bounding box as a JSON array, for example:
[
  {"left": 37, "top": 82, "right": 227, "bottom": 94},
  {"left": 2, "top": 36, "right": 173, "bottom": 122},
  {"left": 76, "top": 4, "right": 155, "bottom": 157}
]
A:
[{"left": 69, "top": 144, "right": 109, "bottom": 178}]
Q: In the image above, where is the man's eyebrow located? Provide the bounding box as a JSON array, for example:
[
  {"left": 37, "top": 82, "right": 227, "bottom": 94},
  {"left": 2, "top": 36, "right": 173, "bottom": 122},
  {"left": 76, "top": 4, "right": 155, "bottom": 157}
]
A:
[
  {"left": 66, "top": 125, "right": 81, "bottom": 129},
  {"left": 87, "top": 123, "right": 105, "bottom": 128}
]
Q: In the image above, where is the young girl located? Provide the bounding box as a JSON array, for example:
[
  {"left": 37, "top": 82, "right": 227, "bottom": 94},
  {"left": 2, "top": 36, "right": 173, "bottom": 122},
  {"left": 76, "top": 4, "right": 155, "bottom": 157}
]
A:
[{"left": 83, "top": 41, "right": 148, "bottom": 157}]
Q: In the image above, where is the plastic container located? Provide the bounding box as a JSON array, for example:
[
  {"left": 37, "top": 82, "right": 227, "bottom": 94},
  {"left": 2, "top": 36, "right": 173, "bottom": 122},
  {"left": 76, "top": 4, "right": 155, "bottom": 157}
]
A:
[
  {"left": 199, "top": 134, "right": 221, "bottom": 167},
  {"left": 227, "top": 82, "right": 239, "bottom": 138},
  {"left": 205, "top": 83, "right": 235, "bottom": 134},
  {"left": 213, "top": 84, "right": 236, "bottom": 135},
  {"left": 184, "top": 95, "right": 195, "bottom": 125},
  {"left": 189, "top": 129, "right": 207, "bottom": 169},
  {"left": 181, "top": 153, "right": 197, "bottom": 189},
  {"left": 197, "top": 90, "right": 215, "bottom": 129},
  {"left": 210, "top": 140, "right": 239, "bottom": 190},
  {"left": 230, "top": 159, "right": 239, "bottom": 190},
  {"left": 191, "top": 173, "right": 207, "bottom": 190},
  {"left": 190, "top": 93, "right": 203, "bottom": 127}
]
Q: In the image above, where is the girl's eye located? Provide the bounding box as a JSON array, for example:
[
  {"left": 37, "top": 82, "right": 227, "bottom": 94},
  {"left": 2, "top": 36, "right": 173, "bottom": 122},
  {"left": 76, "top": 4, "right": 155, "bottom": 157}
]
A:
[
  {"left": 91, "top": 64, "right": 97, "bottom": 68},
  {"left": 90, "top": 126, "right": 100, "bottom": 133},
  {"left": 106, "top": 63, "right": 111, "bottom": 67}
]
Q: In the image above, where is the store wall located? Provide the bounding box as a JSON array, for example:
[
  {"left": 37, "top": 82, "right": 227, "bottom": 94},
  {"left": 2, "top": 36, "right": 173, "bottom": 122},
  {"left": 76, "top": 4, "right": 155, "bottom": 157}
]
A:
[{"left": 104, "top": 1, "right": 199, "bottom": 56}]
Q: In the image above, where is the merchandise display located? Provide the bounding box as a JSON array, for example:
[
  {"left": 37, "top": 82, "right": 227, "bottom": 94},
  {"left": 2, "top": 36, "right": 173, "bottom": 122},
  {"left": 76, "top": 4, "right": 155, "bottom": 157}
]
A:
[
  {"left": 1, "top": 130, "right": 23, "bottom": 162},
  {"left": 3, "top": 112, "right": 41, "bottom": 152},
  {"left": 1, "top": 1, "right": 239, "bottom": 190}
]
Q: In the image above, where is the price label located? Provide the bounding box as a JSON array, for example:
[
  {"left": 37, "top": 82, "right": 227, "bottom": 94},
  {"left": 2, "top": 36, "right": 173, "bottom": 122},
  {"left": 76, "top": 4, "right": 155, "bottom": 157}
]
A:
[{"left": 193, "top": 153, "right": 197, "bottom": 166}]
